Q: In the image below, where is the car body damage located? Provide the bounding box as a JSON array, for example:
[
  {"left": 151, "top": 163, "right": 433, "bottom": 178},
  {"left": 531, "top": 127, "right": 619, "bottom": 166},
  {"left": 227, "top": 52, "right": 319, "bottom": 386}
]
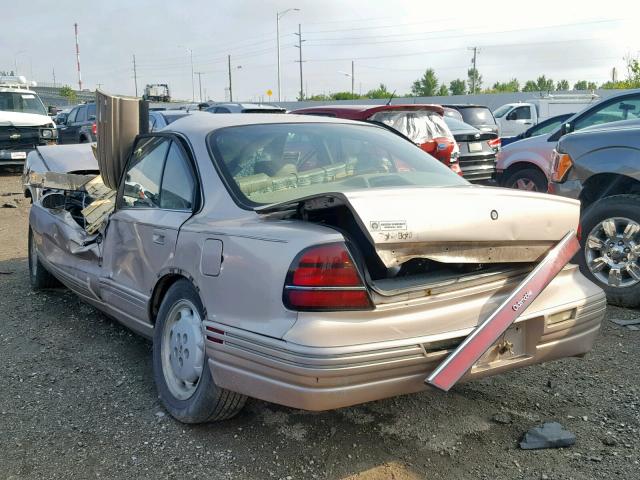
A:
[
  {"left": 258, "top": 186, "right": 580, "bottom": 268},
  {"left": 27, "top": 109, "right": 605, "bottom": 420}
]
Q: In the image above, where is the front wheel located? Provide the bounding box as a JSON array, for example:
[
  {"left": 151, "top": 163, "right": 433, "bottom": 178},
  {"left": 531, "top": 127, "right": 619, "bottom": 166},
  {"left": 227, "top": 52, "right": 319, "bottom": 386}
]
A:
[
  {"left": 578, "top": 194, "right": 640, "bottom": 307},
  {"left": 28, "top": 227, "right": 61, "bottom": 290},
  {"left": 503, "top": 168, "right": 548, "bottom": 192},
  {"left": 152, "top": 279, "right": 247, "bottom": 423}
]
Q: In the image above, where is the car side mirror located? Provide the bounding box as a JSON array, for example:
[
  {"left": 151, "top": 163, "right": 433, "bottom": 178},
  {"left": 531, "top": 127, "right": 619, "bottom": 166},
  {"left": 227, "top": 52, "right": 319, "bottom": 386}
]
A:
[
  {"left": 506, "top": 111, "right": 516, "bottom": 120},
  {"left": 560, "top": 122, "right": 573, "bottom": 135},
  {"left": 47, "top": 105, "right": 57, "bottom": 116}
]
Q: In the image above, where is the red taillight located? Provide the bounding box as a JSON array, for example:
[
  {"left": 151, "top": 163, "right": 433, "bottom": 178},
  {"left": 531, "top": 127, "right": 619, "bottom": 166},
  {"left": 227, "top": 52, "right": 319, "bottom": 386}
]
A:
[
  {"left": 450, "top": 162, "right": 463, "bottom": 176},
  {"left": 284, "top": 243, "right": 373, "bottom": 311},
  {"left": 488, "top": 138, "right": 501, "bottom": 150},
  {"left": 91, "top": 122, "right": 97, "bottom": 136}
]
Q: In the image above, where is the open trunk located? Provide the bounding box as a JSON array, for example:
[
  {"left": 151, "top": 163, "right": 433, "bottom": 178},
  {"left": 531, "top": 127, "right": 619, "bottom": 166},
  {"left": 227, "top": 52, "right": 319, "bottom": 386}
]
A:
[{"left": 258, "top": 186, "right": 580, "bottom": 294}]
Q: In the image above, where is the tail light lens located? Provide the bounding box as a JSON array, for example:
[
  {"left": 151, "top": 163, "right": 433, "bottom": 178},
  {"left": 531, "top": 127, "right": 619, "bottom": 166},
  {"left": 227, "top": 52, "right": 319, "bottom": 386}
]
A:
[
  {"left": 550, "top": 150, "right": 573, "bottom": 182},
  {"left": 284, "top": 243, "right": 373, "bottom": 311},
  {"left": 487, "top": 138, "right": 501, "bottom": 151},
  {"left": 91, "top": 122, "right": 97, "bottom": 137}
]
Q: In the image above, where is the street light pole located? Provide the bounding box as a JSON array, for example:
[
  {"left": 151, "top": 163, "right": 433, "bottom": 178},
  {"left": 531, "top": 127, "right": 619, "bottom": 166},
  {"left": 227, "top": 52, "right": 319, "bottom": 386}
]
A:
[
  {"left": 351, "top": 60, "right": 355, "bottom": 98},
  {"left": 195, "top": 71, "right": 204, "bottom": 102},
  {"left": 189, "top": 48, "right": 195, "bottom": 102},
  {"left": 276, "top": 8, "right": 300, "bottom": 102},
  {"left": 228, "top": 55, "right": 233, "bottom": 102}
]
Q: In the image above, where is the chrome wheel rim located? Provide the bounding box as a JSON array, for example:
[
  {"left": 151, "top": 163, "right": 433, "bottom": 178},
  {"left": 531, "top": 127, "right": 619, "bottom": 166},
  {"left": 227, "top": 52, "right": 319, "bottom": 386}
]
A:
[
  {"left": 29, "top": 234, "right": 38, "bottom": 278},
  {"left": 161, "top": 299, "right": 205, "bottom": 400},
  {"left": 585, "top": 216, "right": 640, "bottom": 288},
  {"left": 514, "top": 178, "right": 538, "bottom": 191}
]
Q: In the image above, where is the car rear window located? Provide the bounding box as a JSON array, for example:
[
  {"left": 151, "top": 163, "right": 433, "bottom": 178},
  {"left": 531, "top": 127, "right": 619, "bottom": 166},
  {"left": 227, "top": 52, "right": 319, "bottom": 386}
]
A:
[
  {"left": 208, "top": 122, "right": 467, "bottom": 206},
  {"left": 367, "top": 110, "right": 454, "bottom": 143},
  {"left": 459, "top": 107, "right": 496, "bottom": 126}
]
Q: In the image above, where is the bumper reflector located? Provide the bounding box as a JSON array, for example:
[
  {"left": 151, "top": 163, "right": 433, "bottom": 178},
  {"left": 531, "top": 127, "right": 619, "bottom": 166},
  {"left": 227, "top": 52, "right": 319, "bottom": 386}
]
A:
[{"left": 426, "top": 231, "right": 580, "bottom": 392}]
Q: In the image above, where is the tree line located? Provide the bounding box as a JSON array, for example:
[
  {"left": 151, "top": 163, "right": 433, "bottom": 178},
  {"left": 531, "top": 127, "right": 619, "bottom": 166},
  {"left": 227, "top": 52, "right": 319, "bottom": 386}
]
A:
[{"left": 306, "top": 56, "right": 640, "bottom": 100}]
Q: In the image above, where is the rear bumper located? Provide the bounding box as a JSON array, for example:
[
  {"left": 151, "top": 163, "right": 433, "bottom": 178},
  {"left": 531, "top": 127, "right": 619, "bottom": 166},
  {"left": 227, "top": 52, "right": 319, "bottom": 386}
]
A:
[{"left": 205, "top": 285, "right": 605, "bottom": 411}]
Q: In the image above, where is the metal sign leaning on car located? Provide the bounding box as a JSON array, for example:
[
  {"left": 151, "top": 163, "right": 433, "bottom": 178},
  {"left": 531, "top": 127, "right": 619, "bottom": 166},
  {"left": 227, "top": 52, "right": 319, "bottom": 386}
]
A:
[{"left": 427, "top": 231, "right": 580, "bottom": 392}]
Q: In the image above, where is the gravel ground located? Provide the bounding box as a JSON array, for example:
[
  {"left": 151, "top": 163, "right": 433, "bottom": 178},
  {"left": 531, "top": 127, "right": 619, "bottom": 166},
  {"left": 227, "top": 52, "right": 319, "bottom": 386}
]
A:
[{"left": 0, "top": 170, "right": 638, "bottom": 480}]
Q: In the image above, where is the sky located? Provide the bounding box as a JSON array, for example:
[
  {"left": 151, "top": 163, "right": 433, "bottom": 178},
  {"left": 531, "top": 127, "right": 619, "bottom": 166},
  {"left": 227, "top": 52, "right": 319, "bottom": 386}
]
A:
[{"left": 3, "top": 0, "right": 639, "bottom": 102}]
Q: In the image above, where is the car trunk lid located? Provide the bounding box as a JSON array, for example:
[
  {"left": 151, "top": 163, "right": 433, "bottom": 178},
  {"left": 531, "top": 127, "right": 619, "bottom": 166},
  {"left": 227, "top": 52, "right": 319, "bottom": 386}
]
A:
[{"left": 257, "top": 186, "right": 580, "bottom": 269}]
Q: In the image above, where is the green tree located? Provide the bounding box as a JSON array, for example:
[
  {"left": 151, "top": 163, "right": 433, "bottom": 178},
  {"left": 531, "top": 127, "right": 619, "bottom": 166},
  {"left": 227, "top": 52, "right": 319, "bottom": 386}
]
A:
[
  {"left": 601, "top": 56, "right": 640, "bottom": 89},
  {"left": 411, "top": 69, "right": 439, "bottom": 96},
  {"left": 307, "top": 93, "right": 331, "bottom": 101},
  {"left": 436, "top": 84, "right": 449, "bottom": 96},
  {"left": 330, "top": 91, "right": 361, "bottom": 100},
  {"left": 59, "top": 85, "right": 77, "bottom": 104},
  {"left": 522, "top": 80, "right": 539, "bottom": 92},
  {"left": 466, "top": 68, "right": 482, "bottom": 94},
  {"left": 535, "top": 75, "right": 554, "bottom": 92},
  {"left": 490, "top": 78, "right": 520, "bottom": 92},
  {"left": 449, "top": 78, "right": 466, "bottom": 95},
  {"left": 556, "top": 79, "right": 570, "bottom": 91},
  {"left": 365, "top": 83, "right": 392, "bottom": 99}
]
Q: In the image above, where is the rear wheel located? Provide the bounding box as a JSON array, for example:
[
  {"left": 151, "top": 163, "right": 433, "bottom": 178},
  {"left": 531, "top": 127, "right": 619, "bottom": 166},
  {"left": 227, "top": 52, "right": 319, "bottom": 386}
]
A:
[
  {"left": 504, "top": 168, "right": 548, "bottom": 192},
  {"left": 28, "top": 227, "right": 60, "bottom": 290},
  {"left": 152, "top": 279, "right": 247, "bottom": 423},
  {"left": 578, "top": 194, "right": 640, "bottom": 307}
]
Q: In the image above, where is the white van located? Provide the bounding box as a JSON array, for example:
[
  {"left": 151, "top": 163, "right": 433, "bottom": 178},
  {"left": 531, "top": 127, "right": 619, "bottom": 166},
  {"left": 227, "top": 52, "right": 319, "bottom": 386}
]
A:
[
  {"left": 494, "top": 94, "right": 599, "bottom": 137},
  {"left": 0, "top": 76, "right": 57, "bottom": 166}
]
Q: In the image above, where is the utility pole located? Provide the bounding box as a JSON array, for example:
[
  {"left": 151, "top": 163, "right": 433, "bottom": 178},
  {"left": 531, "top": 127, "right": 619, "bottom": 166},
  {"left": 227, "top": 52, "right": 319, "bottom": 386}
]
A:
[
  {"left": 132, "top": 54, "right": 138, "bottom": 97},
  {"left": 52, "top": 67, "right": 56, "bottom": 87},
  {"left": 468, "top": 46, "right": 478, "bottom": 94},
  {"left": 195, "top": 72, "right": 204, "bottom": 102},
  {"left": 351, "top": 60, "right": 355, "bottom": 98},
  {"left": 276, "top": 8, "right": 300, "bottom": 102},
  {"left": 189, "top": 49, "right": 194, "bottom": 102},
  {"left": 74, "top": 23, "right": 82, "bottom": 91},
  {"left": 228, "top": 55, "right": 233, "bottom": 102},
  {"left": 294, "top": 24, "right": 305, "bottom": 101}
]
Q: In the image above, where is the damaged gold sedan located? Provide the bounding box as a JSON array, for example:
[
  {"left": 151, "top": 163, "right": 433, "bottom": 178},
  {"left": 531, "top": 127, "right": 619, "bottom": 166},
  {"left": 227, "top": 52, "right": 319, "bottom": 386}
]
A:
[{"left": 27, "top": 93, "right": 605, "bottom": 423}]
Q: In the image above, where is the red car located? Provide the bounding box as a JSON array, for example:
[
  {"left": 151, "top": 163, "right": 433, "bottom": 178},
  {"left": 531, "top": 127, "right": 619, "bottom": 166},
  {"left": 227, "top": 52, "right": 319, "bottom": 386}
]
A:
[{"left": 290, "top": 104, "right": 463, "bottom": 176}]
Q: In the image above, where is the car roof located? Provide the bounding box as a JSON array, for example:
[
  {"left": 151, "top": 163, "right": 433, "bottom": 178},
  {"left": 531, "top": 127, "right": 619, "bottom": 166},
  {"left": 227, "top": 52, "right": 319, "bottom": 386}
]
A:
[
  {"left": 442, "top": 104, "right": 490, "bottom": 109},
  {"left": 292, "top": 104, "right": 443, "bottom": 114},
  {"left": 166, "top": 111, "right": 373, "bottom": 136},
  {"left": 213, "top": 102, "right": 283, "bottom": 109}
]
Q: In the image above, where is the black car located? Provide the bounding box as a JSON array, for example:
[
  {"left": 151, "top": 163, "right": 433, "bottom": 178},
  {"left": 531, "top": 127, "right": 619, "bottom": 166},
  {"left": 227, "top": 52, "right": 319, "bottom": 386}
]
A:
[
  {"left": 444, "top": 116, "right": 500, "bottom": 183},
  {"left": 57, "top": 103, "right": 96, "bottom": 144},
  {"left": 501, "top": 113, "right": 574, "bottom": 146},
  {"left": 442, "top": 104, "right": 499, "bottom": 135}
]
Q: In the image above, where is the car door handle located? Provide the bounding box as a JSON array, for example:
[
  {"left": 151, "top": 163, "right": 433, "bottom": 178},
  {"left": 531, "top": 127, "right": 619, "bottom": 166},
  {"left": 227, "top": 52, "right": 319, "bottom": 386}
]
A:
[{"left": 152, "top": 232, "right": 165, "bottom": 245}]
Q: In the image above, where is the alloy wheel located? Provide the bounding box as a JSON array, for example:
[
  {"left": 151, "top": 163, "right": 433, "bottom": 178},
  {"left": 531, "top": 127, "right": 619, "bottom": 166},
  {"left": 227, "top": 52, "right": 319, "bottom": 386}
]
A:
[{"left": 584, "top": 216, "right": 640, "bottom": 288}]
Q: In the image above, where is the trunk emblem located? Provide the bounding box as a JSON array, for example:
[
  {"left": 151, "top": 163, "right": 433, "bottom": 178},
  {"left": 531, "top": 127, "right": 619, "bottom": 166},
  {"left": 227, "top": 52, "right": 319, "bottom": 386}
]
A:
[
  {"left": 490, "top": 210, "right": 499, "bottom": 220},
  {"left": 9, "top": 133, "right": 21, "bottom": 140}
]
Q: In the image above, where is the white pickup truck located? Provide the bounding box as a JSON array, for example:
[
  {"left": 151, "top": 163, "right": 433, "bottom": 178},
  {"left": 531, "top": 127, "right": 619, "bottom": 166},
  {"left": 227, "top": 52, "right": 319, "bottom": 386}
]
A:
[
  {"left": 0, "top": 76, "right": 57, "bottom": 166},
  {"left": 493, "top": 95, "right": 599, "bottom": 137}
]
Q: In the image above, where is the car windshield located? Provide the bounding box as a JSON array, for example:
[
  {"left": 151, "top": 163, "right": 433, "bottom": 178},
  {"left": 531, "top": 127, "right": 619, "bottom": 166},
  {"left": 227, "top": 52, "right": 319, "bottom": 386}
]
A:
[
  {"left": 459, "top": 107, "right": 496, "bottom": 125},
  {"left": 493, "top": 105, "right": 512, "bottom": 118},
  {"left": 0, "top": 91, "right": 47, "bottom": 115},
  {"left": 209, "top": 122, "right": 467, "bottom": 206}
]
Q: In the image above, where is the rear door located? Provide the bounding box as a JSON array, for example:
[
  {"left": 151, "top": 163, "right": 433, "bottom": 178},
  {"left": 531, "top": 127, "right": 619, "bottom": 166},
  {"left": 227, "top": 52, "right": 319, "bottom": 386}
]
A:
[
  {"left": 100, "top": 134, "right": 198, "bottom": 324},
  {"left": 57, "top": 106, "right": 80, "bottom": 144}
]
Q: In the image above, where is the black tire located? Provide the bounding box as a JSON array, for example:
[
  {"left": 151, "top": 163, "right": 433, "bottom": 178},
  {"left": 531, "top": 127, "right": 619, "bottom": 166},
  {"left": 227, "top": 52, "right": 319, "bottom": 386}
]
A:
[
  {"left": 28, "top": 227, "right": 60, "bottom": 290},
  {"left": 79, "top": 135, "right": 87, "bottom": 144},
  {"left": 152, "top": 279, "right": 247, "bottom": 423},
  {"left": 503, "top": 168, "right": 548, "bottom": 192},
  {"left": 578, "top": 194, "right": 640, "bottom": 308}
]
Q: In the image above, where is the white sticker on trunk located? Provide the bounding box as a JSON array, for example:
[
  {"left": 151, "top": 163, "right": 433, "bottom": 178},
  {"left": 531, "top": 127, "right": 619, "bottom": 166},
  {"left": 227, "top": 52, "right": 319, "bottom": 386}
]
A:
[{"left": 369, "top": 220, "right": 407, "bottom": 231}]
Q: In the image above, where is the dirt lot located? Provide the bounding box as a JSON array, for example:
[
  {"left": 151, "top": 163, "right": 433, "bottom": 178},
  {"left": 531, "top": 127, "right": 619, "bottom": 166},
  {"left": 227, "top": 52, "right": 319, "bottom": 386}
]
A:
[{"left": 0, "top": 171, "right": 638, "bottom": 480}]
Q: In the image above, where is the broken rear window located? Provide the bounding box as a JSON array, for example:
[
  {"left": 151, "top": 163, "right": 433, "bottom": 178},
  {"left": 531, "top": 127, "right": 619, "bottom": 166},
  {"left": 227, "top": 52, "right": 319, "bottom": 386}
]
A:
[{"left": 208, "top": 122, "right": 467, "bottom": 206}]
